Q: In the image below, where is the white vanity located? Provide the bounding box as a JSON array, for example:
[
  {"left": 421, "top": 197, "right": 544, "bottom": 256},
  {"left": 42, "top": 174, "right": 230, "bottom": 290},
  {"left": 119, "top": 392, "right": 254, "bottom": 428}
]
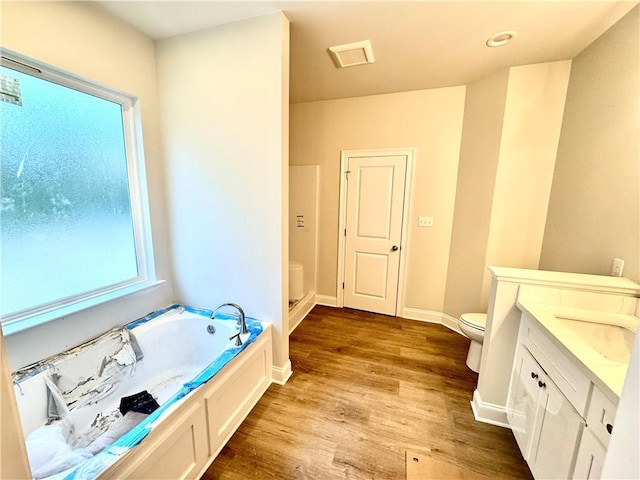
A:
[
  {"left": 506, "top": 285, "right": 637, "bottom": 479},
  {"left": 468, "top": 268, "right": 639, "bottom": 478}
]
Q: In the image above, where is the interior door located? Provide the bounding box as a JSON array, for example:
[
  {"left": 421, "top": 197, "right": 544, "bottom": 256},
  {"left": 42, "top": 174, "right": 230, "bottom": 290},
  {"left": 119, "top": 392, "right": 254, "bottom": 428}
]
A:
[{"left": 343, "top": 155, "right": 407, "bottom": 315}]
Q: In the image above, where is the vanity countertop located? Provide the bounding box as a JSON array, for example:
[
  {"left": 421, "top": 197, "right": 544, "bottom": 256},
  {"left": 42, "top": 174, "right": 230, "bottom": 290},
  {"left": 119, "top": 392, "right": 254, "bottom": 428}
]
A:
[{"left": 516, "top": 300, "right": 638, "bottom": 398}]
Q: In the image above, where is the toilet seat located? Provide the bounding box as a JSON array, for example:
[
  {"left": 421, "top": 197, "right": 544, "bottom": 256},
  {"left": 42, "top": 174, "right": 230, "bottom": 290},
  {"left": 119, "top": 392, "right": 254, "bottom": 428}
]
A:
[{"left": 460, "top": 313, "right": 486, "bottom": 332}]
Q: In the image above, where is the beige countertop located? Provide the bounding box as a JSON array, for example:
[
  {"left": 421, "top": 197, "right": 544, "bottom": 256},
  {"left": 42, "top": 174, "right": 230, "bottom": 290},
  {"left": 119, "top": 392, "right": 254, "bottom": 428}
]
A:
[{"left": 516, "top": 300, "right": 638, "bottom": 398}]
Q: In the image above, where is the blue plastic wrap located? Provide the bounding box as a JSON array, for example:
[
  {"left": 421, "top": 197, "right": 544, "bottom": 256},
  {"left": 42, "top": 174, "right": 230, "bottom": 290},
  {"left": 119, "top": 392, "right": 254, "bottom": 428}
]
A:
[{"left": 64, "top": 304, "right": 263, "bottom": 479}]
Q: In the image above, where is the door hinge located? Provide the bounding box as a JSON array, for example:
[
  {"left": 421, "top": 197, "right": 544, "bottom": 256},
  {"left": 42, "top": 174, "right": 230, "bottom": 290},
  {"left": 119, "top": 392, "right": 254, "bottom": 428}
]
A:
[
  {"left": 342, "top": 282, "right": 345, "bottom": 289},
  {"left": 344, "top": 228, "right": 347, "bottom": 237},
  {"left": 345, "top": 170, "right": 351, "bottom": 180}
]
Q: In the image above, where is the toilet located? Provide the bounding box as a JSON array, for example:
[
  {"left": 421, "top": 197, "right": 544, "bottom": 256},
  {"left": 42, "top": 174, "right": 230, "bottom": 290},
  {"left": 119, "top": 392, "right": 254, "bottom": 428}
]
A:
[
  {"left": 289, "top": 261, "right": 304, "bottom": 302},
  {"left": 458, "top": 313, "right": 487, "bottom": 373}
]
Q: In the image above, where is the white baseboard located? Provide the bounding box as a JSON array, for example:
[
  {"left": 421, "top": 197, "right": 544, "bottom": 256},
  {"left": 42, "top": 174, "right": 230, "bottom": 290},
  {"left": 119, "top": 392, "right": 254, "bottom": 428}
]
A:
[
  {"left": 315, "top": 295, "right": 337, "bottom": 307},
  {"left": 271, "top": 359, "right": 293, "bottom": 385},
  {"left": 312, "top": 304, "right": 463, "bottom": 336},
  {"left": 289, "top": 292, "right": 316, "bottom": 334},
  {"left": 401, "top": 307, "right": 462, "bottom": 335},
  {"left": 470, "top": 389, "right": 510, "bottom": 428}
]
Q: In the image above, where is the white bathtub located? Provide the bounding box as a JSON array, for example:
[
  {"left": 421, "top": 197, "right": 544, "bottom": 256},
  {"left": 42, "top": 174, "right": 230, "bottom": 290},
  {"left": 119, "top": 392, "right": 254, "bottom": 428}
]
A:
[{"left": 13, "top": 305, "right": 273, "bottom": 479}]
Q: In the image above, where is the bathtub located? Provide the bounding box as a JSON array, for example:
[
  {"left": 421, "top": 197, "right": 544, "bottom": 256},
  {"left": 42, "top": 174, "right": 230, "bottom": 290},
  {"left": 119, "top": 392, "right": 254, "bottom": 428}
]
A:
[{"left": 13, "top": 304, "right": 273, "bottom": 479}]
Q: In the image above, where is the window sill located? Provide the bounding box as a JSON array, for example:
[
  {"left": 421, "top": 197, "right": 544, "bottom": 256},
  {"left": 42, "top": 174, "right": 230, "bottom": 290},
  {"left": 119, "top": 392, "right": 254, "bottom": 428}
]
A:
[{"left": 1, "top": 279, "right": 166, "bottom": 336}]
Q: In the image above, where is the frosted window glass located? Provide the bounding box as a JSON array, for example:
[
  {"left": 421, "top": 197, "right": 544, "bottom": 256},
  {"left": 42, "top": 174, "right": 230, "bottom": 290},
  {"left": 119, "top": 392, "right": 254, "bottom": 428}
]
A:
[{"left": 0, "top": 66, "right": 139, "bottom": 317}]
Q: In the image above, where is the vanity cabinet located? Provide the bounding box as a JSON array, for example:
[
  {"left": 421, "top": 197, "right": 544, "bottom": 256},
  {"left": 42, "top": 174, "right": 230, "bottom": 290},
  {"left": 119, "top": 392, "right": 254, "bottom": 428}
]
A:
[
  {"left": 573, "top": 387, "right": 617, "bottom": 479},
  {"left": 573, "top": 429, "right": 605, "bottom": 479},
  {"left": 508, "top": 345, "right": 584, "bottom": 479},
  {"left": 508, "top": 346, "right": 541, "bottom": 454},
  {"left": 508, "top": 311, "right": 619, "bottom": 479}
]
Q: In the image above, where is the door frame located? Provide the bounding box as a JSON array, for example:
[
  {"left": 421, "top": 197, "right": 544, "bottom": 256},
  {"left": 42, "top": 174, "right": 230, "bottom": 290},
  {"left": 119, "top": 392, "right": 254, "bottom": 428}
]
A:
[{"left": 336, "top": 148, "right": 415, "bottom": 315}]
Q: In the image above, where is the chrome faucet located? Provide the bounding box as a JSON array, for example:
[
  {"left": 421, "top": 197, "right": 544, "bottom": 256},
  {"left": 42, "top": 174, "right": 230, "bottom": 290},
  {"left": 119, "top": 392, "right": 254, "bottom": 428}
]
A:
[{"left": 212, "top": 302, "right": 248, "bottom": 336}]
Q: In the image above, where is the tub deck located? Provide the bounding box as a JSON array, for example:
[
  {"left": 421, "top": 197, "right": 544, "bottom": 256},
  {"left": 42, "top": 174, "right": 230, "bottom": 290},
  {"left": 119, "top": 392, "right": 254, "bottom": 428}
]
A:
[
  {"left": 101, "top": 323, "right": 272, "bottom": 479},
  {"left": 13, "top": 305, "right": 273, "bottom": 480}
]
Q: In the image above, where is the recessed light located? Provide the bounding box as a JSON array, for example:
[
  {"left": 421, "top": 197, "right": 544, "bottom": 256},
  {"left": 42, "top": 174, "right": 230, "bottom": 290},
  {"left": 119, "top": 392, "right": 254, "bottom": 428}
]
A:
[{"left": 486, "top": 31, "right": 517, "bottom": 48}]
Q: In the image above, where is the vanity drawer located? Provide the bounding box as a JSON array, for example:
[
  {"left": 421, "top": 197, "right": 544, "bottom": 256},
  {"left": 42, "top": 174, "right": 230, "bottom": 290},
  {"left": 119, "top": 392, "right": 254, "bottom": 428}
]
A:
[
  {"left": 586, "top": 386, "right": 617, "bottom": 448},
  {"left": 520, "top": 313, "right": 591, "bottom": 416}
]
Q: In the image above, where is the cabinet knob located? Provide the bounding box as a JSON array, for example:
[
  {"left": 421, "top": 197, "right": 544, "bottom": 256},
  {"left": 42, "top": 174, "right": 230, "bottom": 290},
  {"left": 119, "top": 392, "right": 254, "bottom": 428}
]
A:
[
  {"left": 606, "top": 423, "right": 613, "bottom": 434},
  {"left": 530, "top": 372, "right": 539, "bottom": 379},
  {"left": 538, "top": 380, "right": 546, "bottom": 389}
]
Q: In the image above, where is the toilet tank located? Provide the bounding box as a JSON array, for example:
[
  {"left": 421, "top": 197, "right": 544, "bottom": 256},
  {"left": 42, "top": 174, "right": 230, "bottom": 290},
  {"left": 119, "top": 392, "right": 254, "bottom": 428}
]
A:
[{"left": 289, "top": 261, "right": 304, "bottom": 302}]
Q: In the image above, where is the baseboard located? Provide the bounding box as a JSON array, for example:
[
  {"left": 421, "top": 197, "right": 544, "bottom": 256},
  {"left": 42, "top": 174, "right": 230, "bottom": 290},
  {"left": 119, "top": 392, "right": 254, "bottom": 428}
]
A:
[
  {"left": 313, "top": 304, "right": 464, "bottom": 335},
  {"left": 315, "top": 295, "right": 338, "bottom": 307},
  {"left": 401, "top": 307, "right": 462, "bottom": 335},
  {"left": 470, "top": 389, "right": 509, "bottom": 428},
  {"left": 271, "top": 359, "right": 293, "bottom": 385},
  {"left": 289, "top": 292, "right": 316, "bottom": 334}
]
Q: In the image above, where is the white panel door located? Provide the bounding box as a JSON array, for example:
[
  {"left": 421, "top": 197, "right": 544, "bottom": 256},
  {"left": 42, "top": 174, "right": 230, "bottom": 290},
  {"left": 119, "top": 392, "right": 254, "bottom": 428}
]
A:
[{"left": 343, "top": 155, "right": 407, "bottom": 315}]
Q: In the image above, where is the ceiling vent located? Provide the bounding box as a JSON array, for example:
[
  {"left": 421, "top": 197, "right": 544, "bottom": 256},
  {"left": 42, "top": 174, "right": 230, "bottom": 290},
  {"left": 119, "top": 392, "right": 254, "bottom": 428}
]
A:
[{"left": 328, "top": 40, "right": 375, "bottom": 68}]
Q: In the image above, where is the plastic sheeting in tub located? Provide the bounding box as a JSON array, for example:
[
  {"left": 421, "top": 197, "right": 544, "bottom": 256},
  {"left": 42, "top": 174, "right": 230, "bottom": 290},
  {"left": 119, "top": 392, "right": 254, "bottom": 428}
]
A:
[{"left": 60, "top": 304, "right": 263, "bottom": 479}]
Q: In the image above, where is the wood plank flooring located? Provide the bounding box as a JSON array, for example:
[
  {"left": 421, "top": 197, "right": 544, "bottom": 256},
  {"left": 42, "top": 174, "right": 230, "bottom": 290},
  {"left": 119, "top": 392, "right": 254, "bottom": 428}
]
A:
[{"left": 203, "top": 306, "right": 532, "bottom": 480}]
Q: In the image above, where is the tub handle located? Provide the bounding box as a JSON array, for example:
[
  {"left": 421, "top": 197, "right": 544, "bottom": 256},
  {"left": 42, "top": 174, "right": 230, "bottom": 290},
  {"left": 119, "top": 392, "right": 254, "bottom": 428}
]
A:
[{"left": 229, "top": 333, "right": 243, "bottom": 346}]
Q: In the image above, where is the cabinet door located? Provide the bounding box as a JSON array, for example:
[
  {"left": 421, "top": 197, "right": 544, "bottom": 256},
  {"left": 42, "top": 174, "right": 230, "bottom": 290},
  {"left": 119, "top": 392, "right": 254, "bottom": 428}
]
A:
[
  {"left": 585, "top": 386, "right": 617, "bottom": 449},
  {"left": 507, "top": 346, "right": 543, "bottom": 460},
  {"left": 573, "top": 429, "right": 605, "bottom": 480},
  {"left": 529, "top": 375, "right": 585, "bottom": 480}
]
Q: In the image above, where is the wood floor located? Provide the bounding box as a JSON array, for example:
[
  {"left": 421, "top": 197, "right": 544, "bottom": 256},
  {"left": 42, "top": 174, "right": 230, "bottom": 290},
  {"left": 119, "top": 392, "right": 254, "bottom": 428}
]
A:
[{"left": 203, "top": 306, "right": 532, "bottom": 480}]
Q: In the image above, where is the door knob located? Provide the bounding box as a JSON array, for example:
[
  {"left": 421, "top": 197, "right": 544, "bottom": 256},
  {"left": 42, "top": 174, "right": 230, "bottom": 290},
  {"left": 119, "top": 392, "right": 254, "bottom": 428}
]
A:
[{"left": 391, "top": 245, "right": 399, "bottom": 251}]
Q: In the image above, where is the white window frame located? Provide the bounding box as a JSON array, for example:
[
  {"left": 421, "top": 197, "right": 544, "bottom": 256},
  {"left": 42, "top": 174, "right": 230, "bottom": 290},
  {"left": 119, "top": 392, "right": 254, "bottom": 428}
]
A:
[{"left": 0, "top": 49, "right": 161, "bottom": 335}]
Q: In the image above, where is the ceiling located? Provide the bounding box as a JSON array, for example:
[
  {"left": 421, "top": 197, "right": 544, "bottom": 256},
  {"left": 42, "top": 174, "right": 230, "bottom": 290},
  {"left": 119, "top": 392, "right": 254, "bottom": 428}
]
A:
[{"left": 96, "top": 1, "right": 638, "bottom": 103}]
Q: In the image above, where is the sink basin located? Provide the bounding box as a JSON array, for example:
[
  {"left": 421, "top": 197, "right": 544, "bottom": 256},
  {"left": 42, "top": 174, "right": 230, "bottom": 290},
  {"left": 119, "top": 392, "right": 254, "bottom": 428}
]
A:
[{"left": 556, "top": 316, "right": 635, "bottom": 364}]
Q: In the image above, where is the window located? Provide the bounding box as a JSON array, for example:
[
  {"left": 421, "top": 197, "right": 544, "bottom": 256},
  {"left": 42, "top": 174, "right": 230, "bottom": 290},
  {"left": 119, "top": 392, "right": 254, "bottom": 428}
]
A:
[{"left": 0, "top": 52, "right": 156, "bottom": 332}]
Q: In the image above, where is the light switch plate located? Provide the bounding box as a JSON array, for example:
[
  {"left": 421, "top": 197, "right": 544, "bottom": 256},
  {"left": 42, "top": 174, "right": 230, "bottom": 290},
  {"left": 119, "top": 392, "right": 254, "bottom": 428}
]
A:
[{"left": 418, "top": 216, "right": 433, "bottom": 227}]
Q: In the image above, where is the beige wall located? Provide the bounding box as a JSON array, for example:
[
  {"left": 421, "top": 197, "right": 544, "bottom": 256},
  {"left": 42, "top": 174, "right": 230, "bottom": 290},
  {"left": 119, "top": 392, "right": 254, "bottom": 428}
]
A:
[
  {"left": 291, "top": 7, "right": 638, "bottom": 320},
  {"left": 290, "top": 87, "right": 466, "bottom": 313},
  {"left": 0, "top": 1, "right": 173, "bottom": 370},
  {"left": 444, "top": 69, "right": 509, "bottom": 317},
  {"left": 481, "top": 61, "right": 571, "bottom": 305},
  {"left": 540, "top": 6, "right": 640, "bottom": 283},
  {"left": 0, "top": 331, "right": 30, "bottom": 478},
  {"left": 444, "top": 62, "right": 570, "bottom": 319},
  {"left": 156, "top": 13, "right": 291, "bottom": 370},
  {"left": 290, "top": 166, "right": 319, "bottom": 295}
]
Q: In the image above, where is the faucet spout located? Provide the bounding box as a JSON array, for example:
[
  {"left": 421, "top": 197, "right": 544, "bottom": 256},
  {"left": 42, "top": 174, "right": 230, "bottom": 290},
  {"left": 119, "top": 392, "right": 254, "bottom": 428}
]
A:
[{"left": 212, "top": 302, "right": 248, "bottom": 335}]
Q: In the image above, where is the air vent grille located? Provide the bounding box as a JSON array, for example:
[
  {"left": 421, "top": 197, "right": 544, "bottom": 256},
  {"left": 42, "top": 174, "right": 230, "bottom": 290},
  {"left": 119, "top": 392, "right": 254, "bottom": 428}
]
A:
[{"left": 328, "top": 40, "right": 375, "bottom": 68}]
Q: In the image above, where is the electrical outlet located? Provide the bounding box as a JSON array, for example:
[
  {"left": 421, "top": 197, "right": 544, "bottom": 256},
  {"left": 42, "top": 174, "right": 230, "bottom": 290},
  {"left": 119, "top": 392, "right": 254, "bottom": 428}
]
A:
[
  {"left": 611, "top": 258, "right": 624, "bottom": 277},
  {"left": 418, "top": 216, "right": 434, "bottom": 227}
]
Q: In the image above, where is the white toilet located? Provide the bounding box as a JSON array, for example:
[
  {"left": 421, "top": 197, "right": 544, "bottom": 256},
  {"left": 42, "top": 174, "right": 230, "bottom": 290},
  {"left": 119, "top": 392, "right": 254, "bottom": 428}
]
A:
[
  {"left": 289, "top": 261, "right": 304, "bottom": 302},
  {"left": 458, "top": 313, "right": 487, "bottom": 373}
]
